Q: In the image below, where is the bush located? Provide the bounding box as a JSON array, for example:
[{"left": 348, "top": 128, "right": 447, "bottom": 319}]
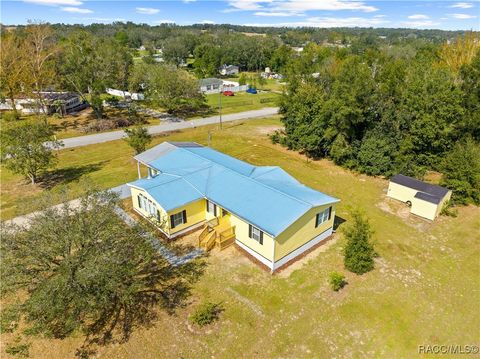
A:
[
  {"left": 189, "top": 302, "right": 223, "bottom": 326},
  {"left": 5, "top": 341, "right": 30, "bottom": 357},
  {"left": 343, "top": 210, "right": 376, "bottom": 275},
  {"left": 1, "top": 110, "right": 21, "bottom": 121},
  {"left": 329, "top": 272, "right": 346, "bottom": 291},
  {"left": 440, "top": 200, "right": 458, "bottom": 217}
]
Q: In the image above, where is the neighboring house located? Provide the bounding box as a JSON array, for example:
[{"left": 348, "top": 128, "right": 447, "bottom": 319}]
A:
[
  {"left": 2, "top": 92, "right": 86, "bottom": 115},
  {"left": 106, "top": 88, "right": 145, "bottom": 101},
  {"left": 219, "top": 64, "right": 239, "bottom": 76},
  {"left": 199, "top": 78, "right": 247, "bottom": 94},
  {"left": 127, "top": 142, "right": 340, "bottom": 272},
  {"left": 387, "top": 174, "right": 452, "bottom": 221}
]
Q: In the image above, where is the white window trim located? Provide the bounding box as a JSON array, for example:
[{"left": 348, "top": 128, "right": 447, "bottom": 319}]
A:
[
  {"left": 251, "top": 226, "right": 261, "bottom": 242},
  {"left": 172, "top": 212, "right": 184, "bottom": 227}
]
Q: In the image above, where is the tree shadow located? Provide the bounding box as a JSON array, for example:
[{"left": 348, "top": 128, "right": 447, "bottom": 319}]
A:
[
  {"left": 40, "top": 162, "right": 106, "bottom": 189},
  {"left": 333, "top": 216, "right": 347, "bottom": 231}
]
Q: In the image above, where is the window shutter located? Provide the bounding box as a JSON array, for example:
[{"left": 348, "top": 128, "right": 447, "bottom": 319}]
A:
[
  {"left": 182, "top": 210, "right": 187, "bottom": 224},
  {"left": 137, "top": 195, "right": 142, "bottom": 208},
  {"left": 328, "top": 207, "right": 332, "bottom": 220},
  {"left": 248, "top": 224, "right": 252, "bottom": 238},
  {"left": 206, "top": 200, "right": 209, "bottom": 212},
  {"left": 259, "top": 231, "right": 263, "bottom": 245},
  {"left": 170, "top": 215, "right": 175, "bottom": 229},
  {"left": 315, "top": 213, "right": 319, "bottom": 228},
  {"left": 214, "top": 204, "right": 217, "bottom": 216},
  {"left": 156, "top": 210, "right": 160, "bottom": 222}
]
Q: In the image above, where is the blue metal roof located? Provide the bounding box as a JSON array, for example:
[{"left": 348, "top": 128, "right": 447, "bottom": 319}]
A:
[{"left": 128, "top": 142, "right": 339, "bottom": 236}]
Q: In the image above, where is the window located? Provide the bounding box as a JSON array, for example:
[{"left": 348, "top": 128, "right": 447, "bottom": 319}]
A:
[
  {"left": 315, "top": 207, "right": 332, "bottom": 228},
  {"left": 206, "top": 200, "right": 216, "bottom": 216},
  {"left": 170, "top": 210, "right": 187, "bottom": 229},
  {"left": 222, "top": 208, "right": 228, "bottom": 217},
  {"left": 248, "top": 224, "right": 263, "bottom": 244}
]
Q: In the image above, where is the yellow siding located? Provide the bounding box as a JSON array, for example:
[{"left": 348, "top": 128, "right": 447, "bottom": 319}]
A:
[
  {"left": 167, "top": 199, "right": 206, "bottom": 235},
  {"left": 274, "top": 204, "right": 336, "bottom": 262},
  {"left": 131, "top": 187, "right": 169, "bottom": 233},
  {"left": 411, "top": 197, "right": 438, "bottom": 221},
  {"left": 387, "top": 182, "right": 418, "bottom": 203},
  {"left": 131, "top": 187, "right": 206, "bottom": 235},
  {"left": 230, "top": 214, "right": 275, "bottom": 262}
]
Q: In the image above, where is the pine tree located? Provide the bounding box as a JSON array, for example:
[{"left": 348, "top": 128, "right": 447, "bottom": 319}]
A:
[{"left": 343, "top": 210, "right": 375, "bottom": 274}]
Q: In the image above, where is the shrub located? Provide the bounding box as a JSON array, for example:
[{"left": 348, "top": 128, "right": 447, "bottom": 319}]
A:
[
  {"left": 343, "top": 210, "right": 376, "bottom": 275},
  {"left": 329, "top": 272, "right": 346, "bottom": 291},
  {"left": 189, "top": 302, "right": 223, "bottom": 326},
  {"left": 2, "top": 110, "right": 21, "bottom": 121},
  {"left": 440, "top": 200, "right": 458, "bottom": 217},
  {"left": 5, "top": 341, "right": 30, "bottom": 358}
]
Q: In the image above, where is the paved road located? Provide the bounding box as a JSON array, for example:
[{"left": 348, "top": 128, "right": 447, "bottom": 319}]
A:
[{"left": 59, "top": 107, "right": 279, "bottom": 149}]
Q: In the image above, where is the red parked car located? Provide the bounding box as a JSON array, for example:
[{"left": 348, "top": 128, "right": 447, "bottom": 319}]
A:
[{"left": 223, "top": 90, "right": 234, "bottom": 96}]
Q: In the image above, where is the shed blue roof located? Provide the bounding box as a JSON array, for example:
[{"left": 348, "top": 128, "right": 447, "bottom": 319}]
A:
[{"left": 129, "top": 142, "right": 339, "bottom": 236}]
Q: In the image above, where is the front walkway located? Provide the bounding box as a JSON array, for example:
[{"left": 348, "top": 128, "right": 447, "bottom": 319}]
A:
[{"left": 113, "top": 206, "right": 204, "bottom": 267}]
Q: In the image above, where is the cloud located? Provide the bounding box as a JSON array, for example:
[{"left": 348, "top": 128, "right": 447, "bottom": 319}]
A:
[
  {"left": 450, "top": 2, "right": 474, "bottom": 8},
  {"left": 449, "top": 13, "right": 477, "bottom": 19},
  {"left": 200, "top": 20, "right": 215, "bottom": 24},
  {"left": 227, "top": 0, "right": 378, "bottom": 15},
  {"left": 408, "top": 14, "right": 429, "bottom": 19},
  {"left": 400, "top": 20, "right": 440, "bottom": 28},
  {"left": 61, "top": 6, "right": 92, "bottom": 13},
  {"left": 155, "top": 19, "right": 175, "bottom": 24},
  {"left": 80, "top": 17, "right": 126, "bottom": 23},
  {"left": 254, "top": 11, "right": 301, "bottom": 17},
  {"left": 24, "top": 0, "right": 82, "bottom": 5},
  {"left": 244, "top": 16, "right": 389, "bottom": 28},
  {"left": 183, "top": 0, "right": 196, "bottom": 2},
  {"left": 136, "top": 7, "right": 160, "bottom": 15}
]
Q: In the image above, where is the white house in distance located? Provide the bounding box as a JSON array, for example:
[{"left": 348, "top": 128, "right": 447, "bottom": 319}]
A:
[
  {"left": 219, "top": 64, "right": 239, "bottom": 76},
  {"left": 1, "top": 92, "right": 86, "bottom": 115},
  {"left": 199, "top": 78, "right": 246, "bottom": 94},
  {"left": 387, "top": 174, "right": 452, "bottom": 221}
]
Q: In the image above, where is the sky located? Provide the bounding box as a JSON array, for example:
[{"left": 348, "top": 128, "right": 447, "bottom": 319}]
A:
[{"left": 1, "top": 0, "right": 479, "bottom": 30}]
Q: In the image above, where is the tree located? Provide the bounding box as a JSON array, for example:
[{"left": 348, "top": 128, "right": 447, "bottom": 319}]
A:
[
  {"left": 58, "top": 30, "right": 133, "bottom": 119},
  {"left": 0, "top": 120, "right": 62, "bottom": 184},
  {"left": 343, "top": 210, "right": 375, "bottom": 275},
  {"left": 131, "top": 64, "right": 207, "bottom": 115},
  {"left": 162, "top": 37, "right": 190, "bottom": 66},
  {"left": 23, "top": 22, "right": 57, "bottom": 115},
  {"left": 193, "top": 43, "right": 221, "bottom": 78},
  {"left": 124, "top": 126, "right": 152, "bottom": 154},
  {"left": 0, "top": 33, "right": 26, "bottom": 118},
  {"left": 1, "top": 188, "right": 203, "bottom": 349},
  {"left": 441, "top": 137, "right": 480, "bottom": 205}
]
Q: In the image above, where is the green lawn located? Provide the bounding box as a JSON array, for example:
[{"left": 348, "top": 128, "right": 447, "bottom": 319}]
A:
[
  {"left": 203, "top": 91, "right": 280, "bottom": 117},
  {"left": 1, "top": 117, "right": 479, "bottom": 358}
]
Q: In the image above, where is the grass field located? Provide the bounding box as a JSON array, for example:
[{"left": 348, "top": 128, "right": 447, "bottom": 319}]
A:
[
  {"left": 1, "top": 117, "right": 479, "bottom": 358},
  {"left": 204, "top": 91, "right": 280, "bottom": 116}
]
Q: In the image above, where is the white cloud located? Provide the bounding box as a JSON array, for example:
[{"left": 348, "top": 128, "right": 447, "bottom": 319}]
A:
[
  {"left": 24, "top": 0, "right": 82, "bottom": 5},
  {"left": 227, "top": 0, "right": 377, "bottom": 15},
  {"left": 244, "top": 16, "right": 389, "bottom": 28},
  {"left": 136, "top": 7, "right": 160, "bottom": 15},
  {"left": 400, "top": 20, "right": 440, "bottom": 28},
  {"left": 81, "top": 17, "right": 126, "bottom": 23},
  {"left": 408, "top": 14, "right": 429, "bottom": 19},
  {"left": 61, "top": 6, "right": 92, "bottom": 13},
  {"left": 254, "top": 11, "right": 301, "bottom": 17},
  {"left": 156, "top": 19, "right": 175, "bottom": 24},
  {"left": 201, "top": 20, "right": 215, "bottom": 24},
  {"left": 450, "top": 2, "right": 474, "bottom": 9},
  {"left": 183, "top": 0, "right": 196, "bottom": 2},
  {"left": 449, "top": 13, "right": 477, "bottom": 19}
]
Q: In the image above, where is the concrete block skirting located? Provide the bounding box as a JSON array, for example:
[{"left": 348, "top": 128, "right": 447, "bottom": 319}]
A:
[{"left": 235, "top": 227, "right": 333, "bottom": 273}]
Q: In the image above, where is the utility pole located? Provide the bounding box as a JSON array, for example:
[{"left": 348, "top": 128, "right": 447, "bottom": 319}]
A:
[{"left": 219, "top": 84, "right": 223, "bottom": 129}]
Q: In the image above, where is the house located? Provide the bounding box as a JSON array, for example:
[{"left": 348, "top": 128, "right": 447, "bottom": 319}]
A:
[
  {"left": 106, "top": 88, "right": 145, "bottom": 101},
  {"left": 219, "top": 64, "right": 239, "bottom": 76},
  {"left": 199, "top": 78, "right": 247, "bottom": 94},
  {"left": 199, "top": 78, "right": 223, "bottom": 93},
  {"left": 127, "top": 142, "right": 340, "bottom": 272},
  {"left": 387, "top": 174, "right": 452, "bottom": 221},
  {"left": 2, "top": 92, "right": 86, "bottom": 115}
]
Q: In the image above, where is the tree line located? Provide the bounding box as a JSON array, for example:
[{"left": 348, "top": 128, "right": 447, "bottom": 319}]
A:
[{"left": 274, "top": 33, "right": 480, "bottom": 205}]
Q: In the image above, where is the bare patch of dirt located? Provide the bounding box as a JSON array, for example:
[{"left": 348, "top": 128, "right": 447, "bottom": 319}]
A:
[
  {"left": 256, "top": 125, "right": 283, "bottom": 135},
  {"left": 376, "top": 197, "right": 434, "bottom": 232}
]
